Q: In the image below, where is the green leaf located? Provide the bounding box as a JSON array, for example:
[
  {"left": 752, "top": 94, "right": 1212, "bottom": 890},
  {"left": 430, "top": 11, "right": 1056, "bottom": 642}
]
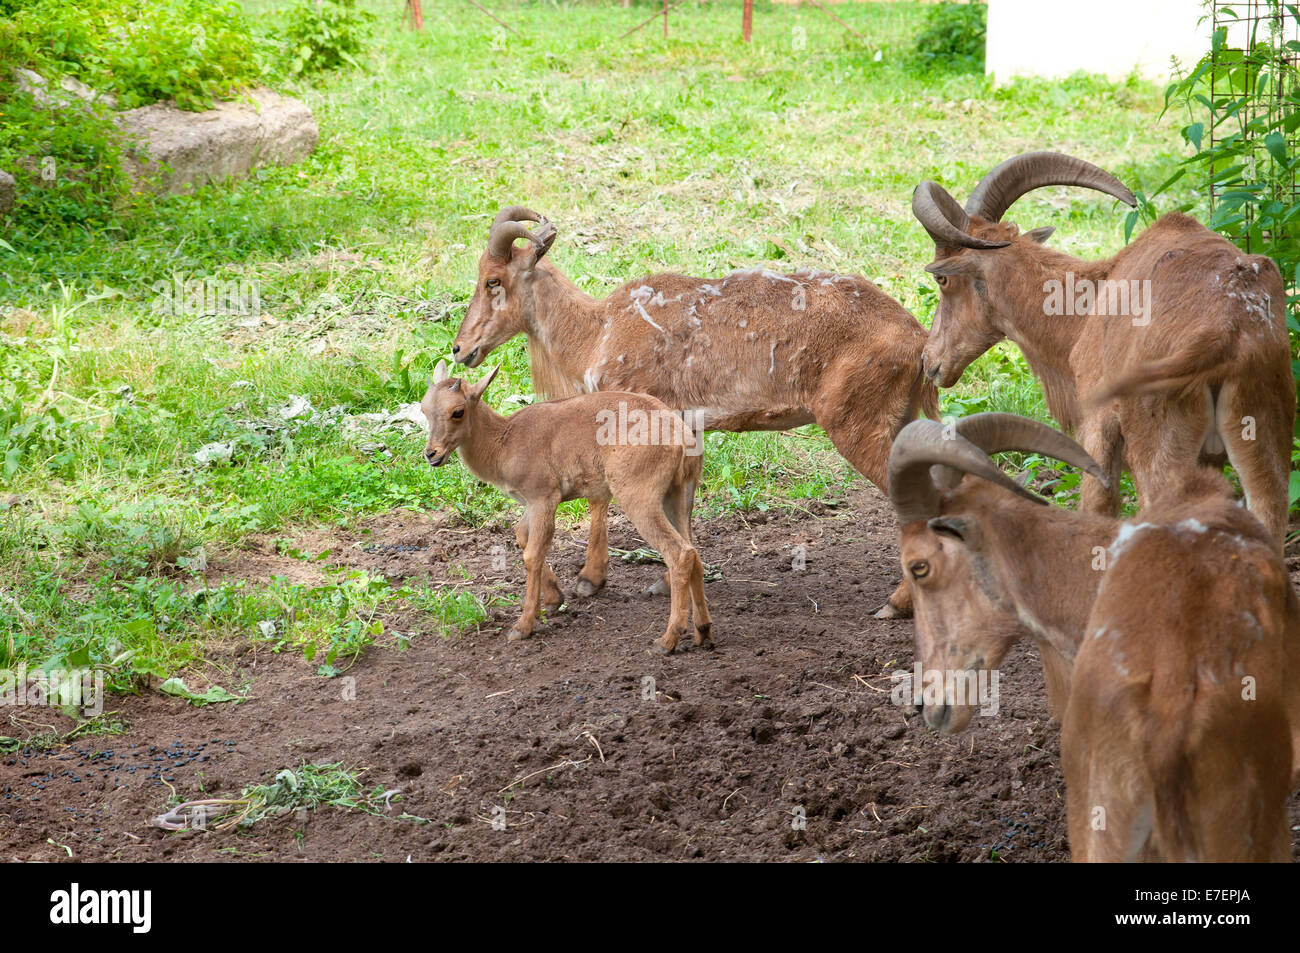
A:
[
  {"left": 158, "top": 678, "right": 244, "bottom": 706},
  {"left": 1264, "top": 131, "right": 1290, "bottom": 168}
]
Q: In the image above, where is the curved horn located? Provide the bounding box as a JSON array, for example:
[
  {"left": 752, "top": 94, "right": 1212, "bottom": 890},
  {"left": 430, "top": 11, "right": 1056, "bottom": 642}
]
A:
[
  {"left": 964, "top": 151, "right": 1137, "bottom": 223},
  {"left": 488, "top": 218, "right": 546, "bottom": 256},
  {"left": 888, "top": 419, "right": 1044, "bottom": 525},
  {"left": 932, "top": 412, "right": 1108, "bottom": 489},
  {"left": 912, "top": 181, "right": 1011, "bottom": 250},
  {"left": 492, "top": 205, "right": 542, "bottom": 229}
]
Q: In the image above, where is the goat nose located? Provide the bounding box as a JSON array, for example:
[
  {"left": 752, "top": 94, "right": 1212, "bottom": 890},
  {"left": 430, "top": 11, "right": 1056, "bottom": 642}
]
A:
[{"left": 451, "top": 344, "right": 460, "bottom": 355}]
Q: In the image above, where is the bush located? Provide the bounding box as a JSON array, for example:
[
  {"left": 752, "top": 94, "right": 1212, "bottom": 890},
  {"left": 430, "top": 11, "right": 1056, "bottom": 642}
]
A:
[
  {"left": 0, "top": 88, "right": 138, "bottom": 233},
  {"left": 912, "top": 1, "right": 987, "bottom": 73},
  {"left": 1156, "top": 7, "right": 1300, "bottom": 505},
  {"left": 278, "top": 0, "right": 375, "bottom": 77},
  {"left": 0, "top": 0, "right": 268, "bottom": 111}
]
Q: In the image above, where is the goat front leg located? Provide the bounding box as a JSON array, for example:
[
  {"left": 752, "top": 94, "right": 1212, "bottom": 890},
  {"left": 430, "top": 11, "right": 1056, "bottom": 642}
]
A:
[
  {"left": 1075, "top": 413, "right": 1123, "bottom": 517},
  {"left": 507, "top": 501, "right": 558, "bottom": 642},
  {"left": 515, "top": 514, "right": 564, "bottom": 612},
  {"left": 575, "top": 497, "right": 610, "bottom": 597}
]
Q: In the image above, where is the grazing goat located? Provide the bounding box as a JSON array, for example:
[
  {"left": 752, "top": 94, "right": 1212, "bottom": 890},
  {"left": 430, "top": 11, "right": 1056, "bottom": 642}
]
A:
[
  {"left": 911, "top": 151, "right": 1295, "bottom": 551},
  {"left": 888, "top": 412, "right": 1300, "bottom": 862},
  {"left": 451, "top": 206, "right": 940, "bottom": 617},
  {"left": 422, "top": 362, "right": 711, "bottom": 655}
]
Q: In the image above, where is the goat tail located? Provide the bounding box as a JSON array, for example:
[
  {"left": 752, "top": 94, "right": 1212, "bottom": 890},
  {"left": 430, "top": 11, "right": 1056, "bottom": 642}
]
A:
[
  {"left": 1086, "top": 330, "right": 1239, "bottom": 408},
  {"left": 1147, "top": 720, "right": 1200, "bottom": 862}
]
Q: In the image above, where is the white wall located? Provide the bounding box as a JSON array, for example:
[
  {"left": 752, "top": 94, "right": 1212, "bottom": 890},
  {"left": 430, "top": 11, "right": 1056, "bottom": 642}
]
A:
[{"left": 985, "top": 0, "right": 1209, "bottom": 83}]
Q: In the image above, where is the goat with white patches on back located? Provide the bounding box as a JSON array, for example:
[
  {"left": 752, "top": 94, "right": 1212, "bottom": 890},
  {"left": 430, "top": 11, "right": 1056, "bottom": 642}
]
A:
[{"left": 888, "top": 412, "right": 1299, "bottom": 861}]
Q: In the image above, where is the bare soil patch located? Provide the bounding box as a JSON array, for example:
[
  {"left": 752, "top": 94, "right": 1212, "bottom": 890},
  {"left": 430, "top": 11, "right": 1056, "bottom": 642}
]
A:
[{"left": 4, "top": 488, "right": 1298, "bottom": 862}]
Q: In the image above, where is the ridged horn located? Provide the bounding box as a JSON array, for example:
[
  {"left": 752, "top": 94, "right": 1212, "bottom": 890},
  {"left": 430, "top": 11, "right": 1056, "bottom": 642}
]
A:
[
  {"left": 912, "top": 181, "right": 1011, "bottom": 250},
  {"left": 887, "top": 419, "right": 1044, "bottom": 525},
  {"left": 964, "top": 151, "right": 1137, "bottom": 223}
]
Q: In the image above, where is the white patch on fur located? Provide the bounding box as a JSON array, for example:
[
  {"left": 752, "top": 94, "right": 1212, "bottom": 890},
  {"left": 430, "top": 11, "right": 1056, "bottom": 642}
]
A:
[{"left": 1108, "top": 522, "right": 1156, "bottom": 561}]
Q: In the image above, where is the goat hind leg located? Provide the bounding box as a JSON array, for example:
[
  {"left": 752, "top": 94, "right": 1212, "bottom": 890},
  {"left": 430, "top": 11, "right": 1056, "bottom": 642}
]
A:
[
  {"left": 1219, "top": 381, "right": 1291, "bottom": 554},
  {"left": 648, "top": 467, "right": 698, "bottom": 597}
]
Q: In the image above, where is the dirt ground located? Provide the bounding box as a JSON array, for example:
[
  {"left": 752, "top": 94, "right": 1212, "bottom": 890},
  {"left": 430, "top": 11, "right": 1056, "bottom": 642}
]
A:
[{"left": 3, "top": 486, "right": 1298, "bottom": 862}]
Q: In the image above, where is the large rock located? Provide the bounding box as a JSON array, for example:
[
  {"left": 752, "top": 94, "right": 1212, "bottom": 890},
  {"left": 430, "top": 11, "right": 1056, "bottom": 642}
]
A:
[
  {"left": 0, "top": 170, "right": 14, "bottom": 215},
  {"left": 117, "top": 88, "right": 318, "bottom": 196}
]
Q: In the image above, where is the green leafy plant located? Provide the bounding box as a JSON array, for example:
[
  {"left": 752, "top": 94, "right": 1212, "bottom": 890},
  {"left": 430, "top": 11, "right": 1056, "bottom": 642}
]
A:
[
  {"left": 1159, "top": 3, "right": 1300, "bottom": 509},
  {"left": 0, "top": 0, "right": 268, "bottom": 111},
  {"left": 912, "top": 1, "right": 987, "bottom": 73},
  {"left": 278, "top": 0, "right": 375, "bottom": 77}
]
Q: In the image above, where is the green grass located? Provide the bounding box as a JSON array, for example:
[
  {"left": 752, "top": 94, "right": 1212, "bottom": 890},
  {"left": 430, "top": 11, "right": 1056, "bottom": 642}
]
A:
[{"left": 0, "top": 1, "right": 1191, "bottom": 694}]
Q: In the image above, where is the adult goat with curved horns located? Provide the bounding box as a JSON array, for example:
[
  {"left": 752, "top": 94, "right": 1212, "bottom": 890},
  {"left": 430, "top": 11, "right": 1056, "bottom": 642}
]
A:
[
  {"left": 453, "top": 205, "right": 940, "bottom": 617},
  {"left": 912, "top": 151, "right": 1294, "bottom": 551},
  {"left": 890, "top": 413, "right": 1299, "bottom": 862}
]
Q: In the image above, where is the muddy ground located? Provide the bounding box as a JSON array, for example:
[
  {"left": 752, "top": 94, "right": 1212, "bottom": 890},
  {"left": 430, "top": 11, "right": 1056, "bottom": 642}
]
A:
[{"left": 3, "top": 487, "right": 1298, "bottom": 862}]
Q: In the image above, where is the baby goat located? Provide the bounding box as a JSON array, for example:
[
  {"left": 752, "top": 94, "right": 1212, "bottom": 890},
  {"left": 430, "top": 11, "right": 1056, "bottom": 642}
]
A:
[
  {"left": 888, "top": 413, "right": 1299, "bottom": 861},
  {"left": 422, "top": 362, "right": 711, "bottom": 654}
]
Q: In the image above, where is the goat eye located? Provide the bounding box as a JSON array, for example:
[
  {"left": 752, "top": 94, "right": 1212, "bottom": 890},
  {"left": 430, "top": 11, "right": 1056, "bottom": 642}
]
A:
[
  {"left": 935, "top": 275, "right": 948, "bottom": 287},
  {"left": 909, "top": 561, "right": 930, "bottom": 580},
  {"left": 451, "top": 409, "right": 465, "bottom": 420},
  {"left": 485, "top": 278, "right": 501, "bottom": 288}
]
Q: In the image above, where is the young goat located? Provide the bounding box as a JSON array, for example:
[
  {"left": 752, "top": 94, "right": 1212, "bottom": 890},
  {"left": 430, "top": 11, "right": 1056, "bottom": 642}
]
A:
[
  {"left": 912, "top": 151, "right": 1295, "bottom": 552},
  {"left": 422, "top": 362, "right": 711, "bottom": 654},
  {"left": 888, "top": 413, "right": 1299, "bottom": 862},
  {"left": 451, "top": 206, "right": 939, "bottom": 618}
]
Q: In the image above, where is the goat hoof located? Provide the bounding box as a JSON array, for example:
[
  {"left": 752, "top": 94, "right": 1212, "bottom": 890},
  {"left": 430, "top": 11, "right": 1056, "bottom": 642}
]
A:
[
  {"left": 648, "top": 641, "right": 673, "bottom": 656},
  {"left": 574, "top": 578, "right": 604, "bottom": 598},
  {"left": 644, "top": 579, "right": 671, "bottom": 597},
  {"left": 506, "top": 627, "right": 529, "bottom": 642},
  {"left": 873, "top": 602, "right": 911, "bottom": 620},
  {"left": 693, "top": 624, "right": 714, "bottom": 649}
]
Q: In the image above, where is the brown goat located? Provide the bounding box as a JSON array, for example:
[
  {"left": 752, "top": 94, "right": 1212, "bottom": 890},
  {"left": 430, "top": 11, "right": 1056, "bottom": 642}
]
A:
[
  {"left": 451, "top": 206, "right": 940, "bottom": 617},
  {"left": 888, "top": 413, "right": 1300, "bottom": 862},
  {"left": 422, "top": 362, "right": 711, "bottom": 654},
  {"left": 911, "top": 152, "right": 1295, "bottom": 551}
]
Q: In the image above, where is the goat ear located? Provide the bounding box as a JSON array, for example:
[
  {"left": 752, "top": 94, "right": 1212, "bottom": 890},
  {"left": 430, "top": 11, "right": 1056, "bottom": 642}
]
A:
[
  {"left": 924, "top": 254, "right": 984, "bottom": 278},
  {"left": 927, "top": 516, "right": 970, "bottom": 541},
  {"left": 433, "top": 361, "right": 449, "bottom": 384},
  {"left": 1024, "top": 226, "right": 1055, "bottom": 245},
  {"left": 469, "top": 365, "right": 500, "bottom": 401}
]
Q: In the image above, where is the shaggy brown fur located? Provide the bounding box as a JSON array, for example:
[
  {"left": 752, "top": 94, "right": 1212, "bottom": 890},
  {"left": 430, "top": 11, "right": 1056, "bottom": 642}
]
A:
[
  {"left": 453, "top": 210, "right": 940, "bottom": 615},
  {"left": 921, "top": 210, "right": 1295, "bottom": 552},
  {"left": 898, "top": 464, "right": 1299, "bottom": 862}
]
